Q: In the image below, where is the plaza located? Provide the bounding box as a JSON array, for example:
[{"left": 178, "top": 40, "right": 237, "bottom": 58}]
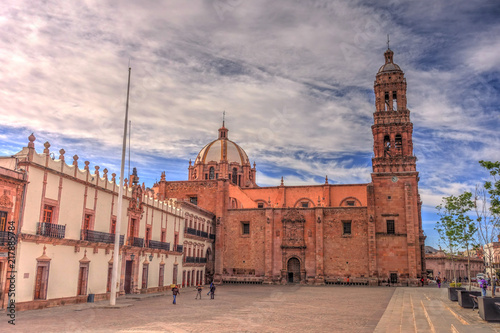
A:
[{"left": 4, "top": 284, "right": 500, "bottom": 332}]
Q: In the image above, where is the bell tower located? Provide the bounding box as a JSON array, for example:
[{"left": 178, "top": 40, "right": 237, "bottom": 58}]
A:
[
  {"left": 368, "top": 45, "right": 425, "bottom": 285},
  {"left": 372, "top": 47, "right": 416, "bottom": 173}
]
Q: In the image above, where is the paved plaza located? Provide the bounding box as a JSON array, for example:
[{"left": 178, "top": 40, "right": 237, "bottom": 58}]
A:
[{"left": 3, "top": 285, "right": 500, "bottom": 332}]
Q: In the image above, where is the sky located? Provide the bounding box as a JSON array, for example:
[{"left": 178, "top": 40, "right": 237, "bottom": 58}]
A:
[{"left": 1, "top": 0, "right": 499, "bottom": 248}]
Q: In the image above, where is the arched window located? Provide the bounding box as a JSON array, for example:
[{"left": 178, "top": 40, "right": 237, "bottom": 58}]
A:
[
  {"left": 395, "top": 134, "right": 402, "bottom": 151},
  {"left": 384, "top": 135, "right": 391, "bottom": 156},
  {"left": 209, "top": 167, "right": 215, "bottom": 180},
  {"left": 232, "top": 168, "right": 238, "bottom": 184}
]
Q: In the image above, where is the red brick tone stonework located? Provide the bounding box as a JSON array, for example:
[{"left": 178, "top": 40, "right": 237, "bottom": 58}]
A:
[{"left": 153, "top": 48, "right": 425, "bottom": 286}]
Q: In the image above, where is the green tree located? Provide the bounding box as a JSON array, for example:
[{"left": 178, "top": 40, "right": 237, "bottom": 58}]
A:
[
  {"left": 435, "top": 192, "right": 477, "bottom": 288},
  {"left": 475, "top": 161, "right": 500, "bottom": 297}
]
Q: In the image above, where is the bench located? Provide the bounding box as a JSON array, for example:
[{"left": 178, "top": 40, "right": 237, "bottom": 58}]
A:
[{"left": 470, "top": 295, "right": 478, "bottom": 310}]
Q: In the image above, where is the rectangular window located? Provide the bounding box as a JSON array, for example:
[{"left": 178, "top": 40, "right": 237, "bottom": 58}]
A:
[
  {"left": 242, "top": 222, "right": 250, "bottom": 235},
  {"left": 343, "top": 221, "right": 351, "bottom": 235},
  {"left": 301, "top": 202, "right": 309, "bottom": 208},
  {"left": 190, "top": 197, "right": 197, "bottom": 205},
  {"left": 257, "top": 203, "right": 264, "bottom": 208},
  {"left": 43, "top": 205, "right": 54, "bottom": 223},
  {"left": 111, "top": 218, "right": 116, "bottom": 235},
  {"left": 0, "top": 211, "right": 7, "bottom": 231},
  {"left": 161, "top": 230, "right": 166, "bottom": 243},
  {"left": 346, "top": 201, "right": 355, "bottom": 206},
  {"left": 387, "top": 220, "right": 395, "bottom": 234}
]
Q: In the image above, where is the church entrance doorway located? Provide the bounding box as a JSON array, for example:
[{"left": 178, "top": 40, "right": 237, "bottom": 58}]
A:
[{"left": 287, "top": 257, "right": 300, "bottom": 283}]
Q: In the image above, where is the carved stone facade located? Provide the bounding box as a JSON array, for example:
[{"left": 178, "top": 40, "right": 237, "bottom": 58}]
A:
[{"left": 154, "top": 48, "right": 426, "bottom": 286}]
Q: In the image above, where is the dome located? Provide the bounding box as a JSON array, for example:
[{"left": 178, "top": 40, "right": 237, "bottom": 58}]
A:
[
  {"left": 378, "top": 62, "right": 402, "bottom": 73},
  {"left": 377, "top": 48, "right": 402, "bottom": 74},
  {"left": 195, "top": 126, "right": 249, "bottom": 165}
]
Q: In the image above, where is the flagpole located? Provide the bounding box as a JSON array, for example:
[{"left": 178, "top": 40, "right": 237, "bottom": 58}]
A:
[{"left": 110, "top": 66, "right": 131, "bottom": 305}]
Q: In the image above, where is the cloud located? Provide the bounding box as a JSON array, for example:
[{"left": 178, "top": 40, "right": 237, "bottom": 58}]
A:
[{"left": 1, "top": 0, "right": 499, "bottom": 249}]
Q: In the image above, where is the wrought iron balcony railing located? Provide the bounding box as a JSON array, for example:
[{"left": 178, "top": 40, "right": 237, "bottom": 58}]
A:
[
  {"left": 148, "top": 240, "right": 170, "bottom": 251},
  {"left": 176, "top": 244, "right": 183, "bottom": 253},
  {"left": 184, "top": 256, "right": 208, "bottom": 264},
  {"left": 81, "top": 229, "right": 124, "bottom": 245},
  {"left": 128, "top": 237, "right": 144, "bottom": 247},
  {"left": 0, "top": 231, "right": 15, "bottom": 246},
  {"left": 209, "top": 233, "right": 215, "bottom": 240},
  {"left": 36, "top": 222, "right": 66, "bottom": 238}
]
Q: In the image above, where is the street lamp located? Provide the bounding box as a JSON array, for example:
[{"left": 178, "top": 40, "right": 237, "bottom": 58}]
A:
[
  {"left": 149, "top": 254, "right": 154, "bottom": 261},
  {"left": 130, "top": 253, "right": 135, "bottom": 261}
]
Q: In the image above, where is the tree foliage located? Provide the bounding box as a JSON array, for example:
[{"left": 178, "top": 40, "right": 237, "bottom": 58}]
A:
[{"left": 435, "top": 192, "right": 477, "bottom": 285}]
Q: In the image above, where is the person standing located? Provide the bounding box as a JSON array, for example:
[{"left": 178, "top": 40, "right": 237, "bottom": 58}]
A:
[
  {"left": 436, "top": 277, "right": 441, "bottom": 288},
  {"left": 481, "top": 278, "right": 488, "bottom": 297},
  {"left": 195, "top": 285, "right": 203, "bottom": 299},
  {"left": 210, "top": 283, "right": 216, "bottom": 300},
  {"left": 420, "top": 277, "right": 424, "bottom": 287},
  {"left": 172, "top": 285, "right": 180, "bottom": 304},
  {"left": 207, "top": 281, "right": 213, "bottom": 296}
]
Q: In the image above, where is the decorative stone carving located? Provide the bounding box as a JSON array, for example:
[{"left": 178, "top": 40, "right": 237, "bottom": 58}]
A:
[
  {"left": 0, "top": 195, "right": 13, "bottom": 208},
  {"left": 282, "top": 209, "right": 305, "bottom": 249}
]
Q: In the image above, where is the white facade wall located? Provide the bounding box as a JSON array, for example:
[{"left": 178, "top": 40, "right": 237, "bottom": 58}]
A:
[{"left": 9, "top": 142, "right": 187, "bottom": 309}]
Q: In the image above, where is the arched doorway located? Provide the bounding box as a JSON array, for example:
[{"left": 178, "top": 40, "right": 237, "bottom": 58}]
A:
[{"left": 287, "top": 257, "right": 301, "bottom": 283}]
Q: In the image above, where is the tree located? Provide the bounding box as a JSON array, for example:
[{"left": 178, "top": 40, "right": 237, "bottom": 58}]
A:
[
  {"left": 475, "top": 161, "right": 500, "bottom": 297},
  {"left": 435, "top": 192, "right": 477, "bottom": 288}
]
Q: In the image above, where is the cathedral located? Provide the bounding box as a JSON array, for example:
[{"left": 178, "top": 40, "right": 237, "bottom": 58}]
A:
[{"left": 153, "top": 47, "right": 426, "bottom": 286}]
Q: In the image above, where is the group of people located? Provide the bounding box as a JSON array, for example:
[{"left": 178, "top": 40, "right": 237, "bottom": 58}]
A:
[{"left": 171, "top": 282, "right": 217, "bottom": 304}]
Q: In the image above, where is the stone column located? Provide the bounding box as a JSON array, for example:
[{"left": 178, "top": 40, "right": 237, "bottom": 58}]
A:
[{"left": 314, "top": 208, "right": 325, "bottom": 284}]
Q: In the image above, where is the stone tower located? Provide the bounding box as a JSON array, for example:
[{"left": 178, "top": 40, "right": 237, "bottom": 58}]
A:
[
  {"left": 372, "top": 47, "right": 416, "bottom": 173},
  {"left": 368, "top": 47, "right": 425, "bottom": 284}
]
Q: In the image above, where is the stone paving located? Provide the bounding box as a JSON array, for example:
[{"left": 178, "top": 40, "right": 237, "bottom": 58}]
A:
[{"left": 3, "top": 284, "right": 500, "bottom": 332}]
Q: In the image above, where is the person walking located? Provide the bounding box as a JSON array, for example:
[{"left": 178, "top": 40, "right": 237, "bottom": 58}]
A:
[
  {"left": 481, "top": 278, "right": 488, "bottom": 297},
  {"left": 420, "top": 277, "right": 424, "bottom": 287},
  {"left": 195, "top": 285, "right": 203, "bottom": 299},
  {"left": 210, "top": 283, "right": 216, "bottom": 300},
  {"left": 207, "top": 281, "right": 213, "bottom": 296},
  {"left": 172, "top": 285, "right": 180, "bottom": 305},
  {"left": 436, "top": 277, "right": 441, "bottom": 288}
]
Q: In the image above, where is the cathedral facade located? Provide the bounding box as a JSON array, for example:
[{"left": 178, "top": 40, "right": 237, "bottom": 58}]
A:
[{"left": 154, "top": 48, "right": 426, "bottom": 286}]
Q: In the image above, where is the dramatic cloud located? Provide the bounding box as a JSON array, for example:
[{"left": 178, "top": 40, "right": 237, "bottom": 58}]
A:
[{"left": 1, "top": 0, "right": 499, "bottom": 248}]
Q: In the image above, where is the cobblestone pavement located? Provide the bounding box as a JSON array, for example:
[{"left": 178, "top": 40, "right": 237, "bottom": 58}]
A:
[
  {"left": 2, "top": 285, "right": 394, "bottom": 333},
  {"left": 7, "top": 285, "right": 500, "bottom": 333}
]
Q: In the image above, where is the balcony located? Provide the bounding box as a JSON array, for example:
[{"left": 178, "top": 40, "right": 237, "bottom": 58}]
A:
[
  {"left": 176, "top": 244, "right": 183, "bottom": 253},
  {"left": 209, "top": 234, "right": 215, "bottom": 240},
  {"left": 186, "top": 228, "right": 212, "bottom": 240},
  {"left": 128, "top": 237, "right": 144, "bottom": 247},
  {"left": 185, "top": 256, "right": 208, "bottom": 264},
  {"left": 148, "top": 240, "right": 170, "bottom": 251},
  {"left": 81, "top": 230, "right": 124, "bottom": 245},
  {"left": 36, "top": 222, "right": 66, "bottom": 238},
  {"left": 0, "top": 231, "right": 15, "bottom": 246}
]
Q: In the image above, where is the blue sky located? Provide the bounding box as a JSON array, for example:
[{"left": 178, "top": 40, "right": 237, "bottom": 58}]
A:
[{"left": 1, "top": 0, "right": 499, "bottom": 248}]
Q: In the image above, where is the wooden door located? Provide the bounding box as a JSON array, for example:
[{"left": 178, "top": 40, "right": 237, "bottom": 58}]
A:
[
  {"left": 34, "top": 266, "right": 44, "bottom": 299},
  {"left": 124, "top": 260, "right": 133, "bottom": 294}
]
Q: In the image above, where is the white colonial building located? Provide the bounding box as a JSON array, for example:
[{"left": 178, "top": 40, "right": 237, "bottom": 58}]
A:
[{"left": 0, "top": 134, "right": 214, "bottom": 310}]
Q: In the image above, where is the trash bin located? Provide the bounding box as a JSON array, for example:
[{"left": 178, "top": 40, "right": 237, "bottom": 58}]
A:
[{"left": 87, "top": 294, "right": 95, "bottom": 303}]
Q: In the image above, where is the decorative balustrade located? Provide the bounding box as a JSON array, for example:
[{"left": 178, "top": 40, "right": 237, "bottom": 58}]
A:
[
  {"left": 176, "top": 244, "right": 183, "bottom": 253},
  {"left": 36, "top": 222, "right": 66, "bottom": 238},
  {"left": 81, "top": 229, "right": 124, "bottom": 245}
]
